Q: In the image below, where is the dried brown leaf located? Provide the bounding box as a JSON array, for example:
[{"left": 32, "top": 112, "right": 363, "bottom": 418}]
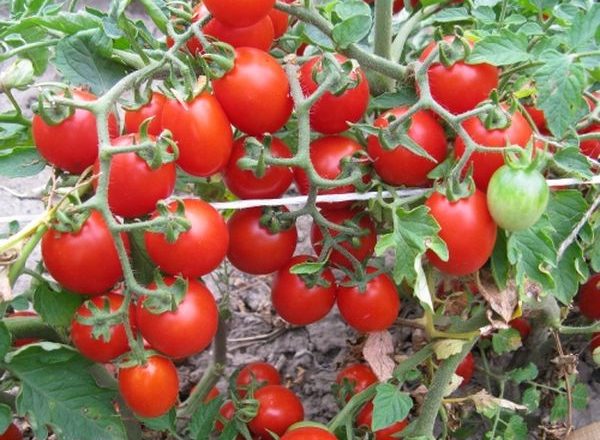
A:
[
  {"left": 477, "top": 272, "right": 518, "bottom": 323},
  {"left": 363, "top": 331, "right": 395, "bottom": 382}
]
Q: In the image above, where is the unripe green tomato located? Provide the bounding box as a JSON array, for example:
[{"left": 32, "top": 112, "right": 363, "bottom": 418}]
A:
[{"left": 486, "top": 165, "right": 549, "bottom": 231}]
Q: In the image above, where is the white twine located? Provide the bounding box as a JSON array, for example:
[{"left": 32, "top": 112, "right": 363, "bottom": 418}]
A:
[{"left": 0, "top": 176, "right": 599, "bottom": 225}]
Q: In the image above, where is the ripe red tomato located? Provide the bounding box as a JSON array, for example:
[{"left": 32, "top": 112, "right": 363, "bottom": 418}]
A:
[
  {"left": 215, "top": 400, "right": 236, "bottom": 433},
  {"left": 213, "top": 48, "right": 293, "bottom": 136},
  {"left": 294, "top": 136, "right": 365, "bottom": 209},
  {"left": 591, "top": 333, "right": 600, "bottom": 352},
  {"left": 367, "top": 107, "right": 448, "bottom": 186},
  {"left": 281, "top": 426, "right": 337, "bottom": 440},
  {"left": 71, "top": 292, "right": 134, "bottom": 363},
  {"left": 336, "top": 364, "right": 377, "bottom": 399},
  {"left": 425, "top": 191, "right": 497, "bottom": 276},
  {"left": 310, "top": 208, "right": 376, "bottom": 269},
  {"left": 124, "top": 92, "right": 166, "bottom": 136},
  {"left": 203, "top": 0, "right": 275, "bottom": 28},
  {"left": 92, "top": 134, "right": 176, "bottom": 218},
  {"left": 236, "top": 362, "right": 281, "bottom": 397},
  {"left": 523, "top": 105, "right": 549, "bottom": 135},
  {"left": 118, "top": 355, "right": 179, "bottom": 418},
  {"left": 32, "top": 89, "right": 118, "bottom": 174},
  {"left": 580, "top": 127, "right": 600, "bottom": 159},
  {"left": 204, "top": 386, "right": 220, "bottom": 403},
  {"left": 299, "top": 55, "right": 370, "bottom": 134},
  {"left": 356, "top": 401, "right": 408, "bottom": 440},
  {"left": 9, "top": 311, "right": 39, "bottom": 347},
  {"left": 455, "top": 352, "right": 474, "bottom": 386},
  {"left": 419, "top": 37, "right": 499, "bottom": 115},
  {"left": 454, "top": 109, "right": 533, "bottom": 191},
  {"left": 248, "top": 385, "right": 304, "bottom": 439},
  {"left": 578, "top": 274, "right": 600, "bottom": 320},
  {"left": 0, "top": 424, "right": 22, "bottom": 440},
  {"left": 144, "top": 199, "right": 229, "bottom": 278},
  {"left": 227, "top": 207, "right": 297, "bottom": 275},
  {"left": 205, "top": 16, "right": 274, "bottom": 52},
  {"left": 337, "top": 270, "right": 400, "bottom": 332},
  {"left": 271, "top": 255, "right": 337, "bottom": 326},
  {"left": 136, "top": 278, "right": 218, "bottom": 359},
  {"left": 41, "top": 211, "right": 129, "bottom": 295},
  {"left": 224, "top": 136, "right": 293, "bottom": 200},
  {"left": 161, "top": 93, "right": 233, "bottom": 177},
  {"left": 509, "top": 317, "right": 531, "bottom": 341},
  {"left": 269, "top": 3, "right": 291, "bottom": 39}
]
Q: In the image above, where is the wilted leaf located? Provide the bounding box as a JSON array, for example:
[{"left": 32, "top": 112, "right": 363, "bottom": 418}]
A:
[
  {"left": 471, "top": 390, "right": 527, "bottom": 415},
  {"left": 363, "top": 331, "right": 395, "bottom": 382},
  {"left": 477, "top": 272, "right": 518, "bottom": 323}
]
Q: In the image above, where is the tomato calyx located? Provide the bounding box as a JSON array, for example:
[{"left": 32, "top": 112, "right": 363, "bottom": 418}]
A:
[
  {"left": 136, "top": 126, "right": 180, "bottom": 170},
  {"left": 73, "top": 296, "right": 127, "bottom": 340},
  {"left": 35, "top": 88, "right": 76, "bottom": 126},
  {"left": 288, "top": 258, "right": 334, "bottom": 290},
  {"left": 202, "top": 42, "right": 236, "bottom": 78},
  {"left": 139, "top": 275, "right": 188, "bottom": 315},
  {"left": 258, "top": 206, "right": 296, "bottom": 234},
  {"left": 145, "top": 199, "right": 191, "bottom": 243},
  {"left": 435, "top": 32, "right": 472, "bottom": 68},
  {"left": 479, "top": 103, "right": 514, "bottom": 131},
  {"left": 50, "top": 208, "right": 92, "bottom": 234},
  {"left": 234, "top": 136, "right": 274, "bottom": 179},
  {"left": 311, "top": 54, "right": 363, "bottom": 97}
]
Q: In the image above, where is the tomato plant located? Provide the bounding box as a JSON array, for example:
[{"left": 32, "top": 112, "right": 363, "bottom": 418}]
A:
[
  {"left": 336, "top": 364, "right": 378, "bottom": 400},
  {"left": 247, "top": 385, "right": 304, "bottom": 439}
]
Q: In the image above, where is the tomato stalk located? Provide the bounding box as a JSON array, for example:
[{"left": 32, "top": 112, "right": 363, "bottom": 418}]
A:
[
  {"left": 3, "top": 315, "right": 62, "bottom": 342},
  {"left": 370, "top": 0, "right": 394, "bottom": 94}
]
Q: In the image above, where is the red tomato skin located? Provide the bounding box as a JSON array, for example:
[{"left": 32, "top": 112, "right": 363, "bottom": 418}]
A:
[
  {"left": 580, "top": 127, "right": 600, "bottom": 159},
  {"left": 204, "top": 386, "right": 220, "bottom": 403},
  {"left": 456, "top": 352, "right": 475, "bottom": 386},
  {"left": 419, "top": 38, "right": 498, "bottom": 115},
  {"left": 269, "top": 6, "right": 290, "bottom": 39},
  {"left": 124, "top": 92, "right": 166, "bottom": 136},
  {"left": 356, "top": 401, "right": 408, "bottom": 439},
  {"left": 225, "top": 136, "right": 293, "bottom": 199},
  {"left": 299, "top": 55, "right": 370, "bottom": 135},
  {"left": 92, "top": 134, "right": 176, "bottom": 218},
  {"left": 136, "top": 278, "right": 218, "bottom": 359},
  {"left": 294, "top": 135, "right": 365, "bottom": 209},
  {"left": 227, "top": 208, "right": 297, "bottom": 275},
  {"left": 203, "top": 0, "right": 275, "bottom": 28},
  {"left": 271, "top": 255, "right": 337, "bottom": 326},
  {"left": 32, "top": 90, "right": 118, "bottom": 174},
  {"left": 454, "top": 110, "right": 533, "bottom": 191},
  {"left": 71, "top": 293, "right": 134, "bottom": 363},
  {"left": 367, "top": 107, "right": 447, "bottom": 186},
  {"left": 310, "top": 208, "right": 376, "bottom": 269},
  {"left": 578, "top": 274, "right": 600, "bottom": 320},
  {"left": 144, "top": 199, "right": 229, "bottom": 278},
  {"left": 41, "top": 211, "right": 128, "bottom": 295},
  {"left": 0, "top": 424, "right": 22, "bottom": 440},
  {"left": 523, "top": 105, "right": 549, "bottom": 135},
  {"left": 281, "top": 426, "right": 337, "bottom": 440},
  {"left": 204, "top": 16, "right": 274, "bottom": 52},
  {"left": 161, "top": 93, "right": 233, "bottom": 177},
  {"left": 425, "top": 191, "right": 497, "bottom": 276},
  {"left": 336, "top": 364, "right": 378, "bottom": 398},
  {"left": 337, "top": 270, "right": 401, "bottom": 332},
  {"left": 591, "top": 333, "right": 600, "bottom": 352},
  {"left": 248, "top": 385, "right": 304, "bottom": 439},
  {"left": 9, "top": 311, "right": 39, "bottom": 347},
  {"left": 216, "top": 400, "right": 236, "bottom": 433},
  {"left": 509, "top": 317, "right": 531, "bottom": 341},
  {"left": 118, "top": 356, "right": 179, "bottom": 418},
  {"left": 236, "top": 362, "right": 281, "bottom": 397},
  {"left": 213, "top": 48, "right": 293, "bottom": 136}
]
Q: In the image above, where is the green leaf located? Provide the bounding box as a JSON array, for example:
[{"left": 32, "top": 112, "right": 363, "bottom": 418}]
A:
[
  {"left": 137, "top": 409, "right": 176, "bottom": 432},
  {"left": 331, "top": 15, "right": 372, "bottom": 49},
  {"left": 0, "top": 403, "right": 11, "bottom": 434},
  {"left": 551, "top": 243, "right": 588, "bottom": 305},
  {"left": 3, "top": 11, "right": 103, "bottom": 36},
  {"left": 33, "top": 282, "right": 84, "bottom": 329},
  {"left": 128, "top": 230, "right": 155, "bottom": 285},
  {"left": 369, "top": 87, "right": 417, "bottom": 111},
  {"left": 590, "top": 228, "right": 600, "bottom": 272},
  {"left": 375, "top": 205, "right": 447, "bottom": 287},
  {"left": 431, "top": 7, "right": 471, "bottom": 23},
  {"left": 491, "top": 230, "right": 509, "bottom": 289},
  {"left": 552, "top": 147, "right": 593, "bottom": 179},
  {"left": 433, "top": 339, "right": 466, "bottom": 360},
  {"left": 492, "top": 328, "right": 522, "bottom": 354},
  {"left": 333, "top": 0, "right": 372, "bottom": 20},
  {"left": 301, "top": 24, "right": 335, "bottom": 51},
  {"left": 566, "top": 5, "right": 600, "bottom": 50},
  {"left": 54, "top": 29, "right": 129, "bottom": 95},
  {"left": 507, "top": 222, "right": 556, "bottom": 292},
  {"left": 289, "top": 260, "right": 325, "bottom": 275},
  {"left": 550, "top": 394, "right": 568, "bottom": 422},
  {"left": 507, "top": 363, "right": 538, "bottom": 384},
  {"left": 3, "top": 23, "right": 51, "bottom": 74},
  {"left": 0, "top": 122, "right": 32, "bottom": 148},
  {"left": 0, "top": 322, "right": 11, "bottom": 360},
  {"left": 533, "top": 50, "right": 588, "bottom": 138},
  {"left": 189, "top": 396, "right": 224, "bottom": 440},
  {"left": 468, "top": 30, "right": 531, "bottom": 66},
  {"left": 504, "top": 415, "right": 528, "bottom": 440},
  {"left": 0, "top": 147, "right": 45, "bottom": 178},
  {"left": 372, "top": 383, "right": 413, "bottom": 432},
  {"left": 4, "top": 344, "right": 126, "bottom": 440},
  {"left": 521, "top": 387, "right": 540, "bottom": 412},
  {"left": 572, "top": 383, "right": 589, "bottom": 410}
]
